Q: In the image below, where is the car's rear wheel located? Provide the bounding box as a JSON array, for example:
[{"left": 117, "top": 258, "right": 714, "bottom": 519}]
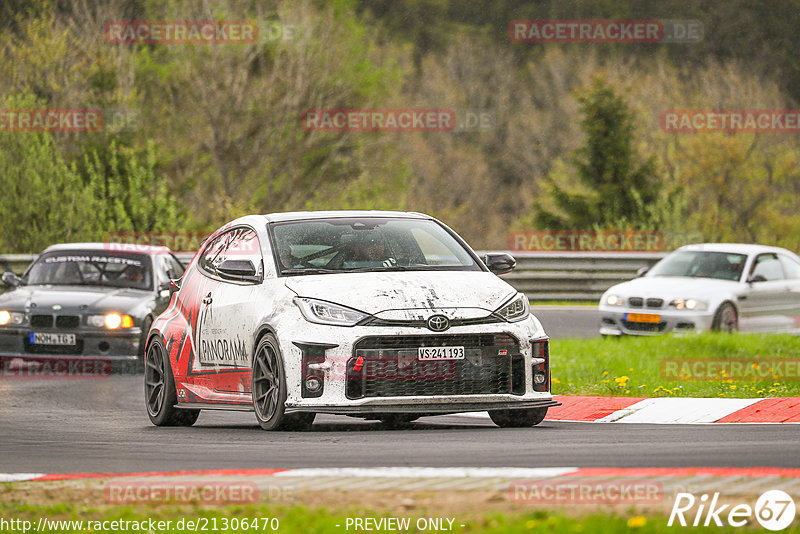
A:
[
  {"left": 252, "top": 334, "right": 314, "bottom": 431},
  {"left": 145, "top": 337, "right": 200, "bottom": 426},
  {"left": 489, "top": 407, "right": 548, "bottom": 428},
  {"left": 712, "top": 302, "right": 738, "bottom": 332}
]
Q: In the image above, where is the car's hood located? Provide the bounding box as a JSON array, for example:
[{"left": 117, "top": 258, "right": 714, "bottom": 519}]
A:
[
  {"left": 283, "top": 271, "right": 517, "bottom": 317},
  {"left": 606, "top": 276, "right": 741, "bottom": 299},
  {"left": 0, "top": 285, "right": 151, "bottom": 314}
]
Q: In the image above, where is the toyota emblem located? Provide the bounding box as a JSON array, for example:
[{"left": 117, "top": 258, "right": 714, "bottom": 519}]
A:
[{"left": 426, "top": 314, "right": 450, "bottom": 332}]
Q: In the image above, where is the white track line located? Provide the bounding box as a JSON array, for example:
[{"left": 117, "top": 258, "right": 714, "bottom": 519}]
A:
[{"left": 596, "top": 397, "right": 762, "bottom": 423}]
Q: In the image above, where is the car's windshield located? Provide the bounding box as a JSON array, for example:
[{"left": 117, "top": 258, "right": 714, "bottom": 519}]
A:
[
  {"left": 271, "top": 218, "right": 481, "bottom": 275},
  {"left": 648, "top": 251, "right": 746, "bottom": 281},
  {"left": 24, "top": 251, "right": 153, "bottom": 290}
]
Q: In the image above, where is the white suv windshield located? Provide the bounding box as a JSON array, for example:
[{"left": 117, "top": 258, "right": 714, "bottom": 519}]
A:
[{"left": 271, "top": 218, "right": 480, "bottom": 274}]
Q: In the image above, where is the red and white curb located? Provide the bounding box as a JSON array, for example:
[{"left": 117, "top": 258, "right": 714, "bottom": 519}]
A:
[
  {"left": 462, "top": 396, "right": 800, "bottom": 424},
  {"left": 4, "top": 467, "right": 800, "bottom": 496}
]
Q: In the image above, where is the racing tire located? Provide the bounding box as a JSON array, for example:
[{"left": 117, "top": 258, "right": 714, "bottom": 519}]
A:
[
  {"left": 252, "top": 334, "right": 314, "bottom": 431},
  {"left": 488, "top": 407, "right": 548, "bottom": 428},
  {"left": 711, "top": 302, "right": 738, "bottom": 333},
  {"left": 145, "top": 337, "right": 200, "bottom": 426},
  {"left": 378, "top": 414, "right": 420, "bottom": 428}
]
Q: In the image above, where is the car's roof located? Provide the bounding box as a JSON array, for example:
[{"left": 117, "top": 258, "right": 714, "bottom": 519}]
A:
[
  {"left": 261, "top": 210, "right": 429, "bottom": 223},
  {"left": 678, "top": 243, "right": 796, "bottom": 256},
  {"left": 42, "top": 242, "right": 170, "bottom": 254}
]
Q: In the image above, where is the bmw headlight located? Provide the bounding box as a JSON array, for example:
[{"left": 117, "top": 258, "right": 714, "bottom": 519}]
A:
[
  {"left": 0, "top": 310, "right": 25, "bottom": 326},
  {"left": 670, "top": 298, "right": 708, "bottom": 311},
  {"left": 294, "top": 297, "right": 369, "bottom": 326},
  {"left": 88, "top": 313, "right": 135, "bottom": 329},
  {"left": 604, "top": 294, "right": 624, "bottom": 306},
  {"left": 494, "top": 293, "right": 530, "bottom": 322}
]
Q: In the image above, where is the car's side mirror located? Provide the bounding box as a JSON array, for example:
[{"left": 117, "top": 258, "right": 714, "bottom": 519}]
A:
[
  {"left": 217, "top": 259, "right": 258, "bottom": 280},
  {"left": 636, "top": 266, "right": 651, "bottom": 277},
  {"left": 747, "top": 274, "right": 767, "bottom": 283},
  {"left": 168, "top": 279, "right": 181, "bottom": 296},
  {"left": 484, "top": 253, "right": 516, "bottom": 275},
  {"left": 1, "top": 272, "right": 20, "bottom": 287}
]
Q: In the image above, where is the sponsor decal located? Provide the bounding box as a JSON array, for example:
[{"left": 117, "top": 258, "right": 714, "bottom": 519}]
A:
[{"left": 199, "top": 335, "right": 249, "bottom": 366}]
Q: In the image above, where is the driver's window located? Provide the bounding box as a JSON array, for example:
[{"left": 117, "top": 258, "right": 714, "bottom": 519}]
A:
[{"left": 751, "top": 254, "right": 784, "bottom": 281}]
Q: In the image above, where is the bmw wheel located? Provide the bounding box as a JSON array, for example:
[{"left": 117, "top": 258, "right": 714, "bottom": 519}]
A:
[
  {"left": 145, "top": 337, "right": 200, "bottom": 426},
  {"left": 712, "top": 302, "right": 738, "bottom": 332},
  {"left": 489, "top": 407, "right": 548, "bottom": 428},
  {"left": 252, "top": 334, "right": 314, "bottom": 431}
]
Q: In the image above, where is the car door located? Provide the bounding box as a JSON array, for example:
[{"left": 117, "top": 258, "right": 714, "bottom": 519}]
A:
[
  {"left": 778, "top": 254, "right": 800, "bottom": 330},
  {"left": 739, "top": 253, "right": 791, "bottom": 332},
  {"left": 194, "top": 226, "right": 264, "bottom": 393}
]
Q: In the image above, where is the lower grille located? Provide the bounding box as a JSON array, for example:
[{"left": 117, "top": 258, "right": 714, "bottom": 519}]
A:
[
  {"left": 622, "top": 320, "right": 666, "bottom": 332},
  {"left": 23, "top": 338, "right": 84, "bottom": 354},
  {"left": 347, "top": 334, "right": 521, "bottom": 399}
]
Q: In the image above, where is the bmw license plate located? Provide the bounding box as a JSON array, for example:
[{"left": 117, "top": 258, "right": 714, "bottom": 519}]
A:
[
  {"left": 625, "top": 313, "right": 661, "bottom": 324},
  {"left": 29, "top": 332, "right": 77, "bottom": 345},
  {"left": 418, "top": 346, "right": 465, "bottom": 360}
]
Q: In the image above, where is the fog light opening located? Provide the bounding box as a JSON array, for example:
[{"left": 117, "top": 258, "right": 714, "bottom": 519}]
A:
[
  {"left": 98, "top": 341, "right": 110, "bottom": 352},
  {"left": 533, "top": 372, "right": 546, "bottom": 385},
  {"left": 305, "top": 377, "right": 322, "bottom": 393}
]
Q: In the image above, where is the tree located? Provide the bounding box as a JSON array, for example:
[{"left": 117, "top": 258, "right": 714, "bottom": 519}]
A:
[{"left": 534, "top": 76, "right": 660, "bottom": 229}]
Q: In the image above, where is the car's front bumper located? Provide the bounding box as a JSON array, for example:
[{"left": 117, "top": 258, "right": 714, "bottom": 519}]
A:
[
  {"left": 0, "top": 327, "right": 142, "bottom": 361},
  {"left": 598, "top": 307, "right": 714, "bottom": 336},
  {"left": 272, "top": 312, "right": 556, "bottom": 414}
]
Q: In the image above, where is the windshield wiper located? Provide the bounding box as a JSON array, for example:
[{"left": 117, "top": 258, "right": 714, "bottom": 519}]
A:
[{"left": 281, "top": 268, "right": 342, "bottom": 276}]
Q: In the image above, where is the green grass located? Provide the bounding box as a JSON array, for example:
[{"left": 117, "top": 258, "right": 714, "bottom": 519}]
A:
[
  {"left": 0, "top": 502, "right": 794, "bottom": 533},
  {"left": 551, "top": 333, "right": 800, "bottom": 397}
]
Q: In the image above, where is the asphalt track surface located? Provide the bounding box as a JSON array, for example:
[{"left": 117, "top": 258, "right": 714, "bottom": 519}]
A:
[
  {"left": 1, "top": 375, "right": 798, "bottom": 475},
  {"left": 532, "top": 306, "right": 598, "bottom": 339}
]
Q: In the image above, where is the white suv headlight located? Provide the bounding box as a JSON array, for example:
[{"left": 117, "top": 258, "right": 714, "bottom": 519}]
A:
[
  {"left": 294, "top": 297, "right": 370, "bottom": 327},
  {"left": 494, "top": 293, "right": 530, "bottom": 322}
]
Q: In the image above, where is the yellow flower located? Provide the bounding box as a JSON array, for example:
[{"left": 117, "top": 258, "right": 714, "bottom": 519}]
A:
[
  {"left": 773, "top": 382, "right": 780, "bottom": 386},
  {"left": 769, "top": 388, "right": 777, "bottom": 393},
  {"left": 552, "top": 378, "right": 561, "bottom": 384},
  {"left": 629, "top": 368, "right": 634, "bottom": 372},
  {"left": 729, "top": 385, "right": 737, "bottom": 390},
  {"left": 627, "top": 516, "right": 647, "bottom": 528},
  {"left": 525, "top": 520, "right": 537, "bottom": 529},
  {"left": 603, "top": 371, "right": 610, "bottom": 376}
]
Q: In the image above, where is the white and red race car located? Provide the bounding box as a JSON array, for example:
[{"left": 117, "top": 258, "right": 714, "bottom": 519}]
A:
[{"left": 145, "top": 211, "right": 557, "bottom": 430}]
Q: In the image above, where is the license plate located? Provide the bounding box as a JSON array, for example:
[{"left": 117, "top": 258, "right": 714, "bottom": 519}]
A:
[
  {"left": 417, "top": 346, "right": 465, "bottom": 360},
  {"left": 625, "top": 313, "right": 661, "bottom": 324},
  {"left": 29, "top": 332, "right": 77, "bottom": 345}
]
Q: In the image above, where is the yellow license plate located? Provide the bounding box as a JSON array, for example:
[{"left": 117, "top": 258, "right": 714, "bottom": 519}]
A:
[{"left": 626, "top": 313, "right": 661, "bottom": 323}]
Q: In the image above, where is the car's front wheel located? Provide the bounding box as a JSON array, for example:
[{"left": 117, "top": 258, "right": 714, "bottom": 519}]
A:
[
  {"left": 145, "top": 337, "right": 200, "bottom": 426},
  {"left": 252, "top": 334, "right": 314, "bottom": 431},
  {"left": 712, "top": 302, "right": 738, "bottom": 332},
  {"left": 489, "top": 407, "right": 548, "bottom": 428}
]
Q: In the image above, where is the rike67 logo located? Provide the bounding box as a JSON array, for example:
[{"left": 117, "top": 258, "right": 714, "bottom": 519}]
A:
[{"left": 669, "top": 490, "right": 796, "bottom": 531}]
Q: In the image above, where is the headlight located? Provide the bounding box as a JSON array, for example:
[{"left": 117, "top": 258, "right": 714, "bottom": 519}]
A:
[
  {"left": 294, "top": 298, "right": 369, "bottom": 326},
  {"left": 604, "top": 294, "right": 624, "bottom": 306},
  {"left": 670, "top": 298, "right": 708, "bottom": 311},
  {"left": 0, "top": 310, "right": 25, "bottom": 326},
  {"left": 88, "top": 313, "right": 135, "bottom": 329},
  {"left": 494, "top": 293, "right": 530, "bottom": 322}
]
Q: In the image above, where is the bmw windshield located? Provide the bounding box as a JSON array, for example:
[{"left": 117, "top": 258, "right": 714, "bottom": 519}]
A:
[
  {"left": 648, "top": 251, "right": 747, "bottom": 281},
  {"left": 24, "top": 251, "right": 153, "bottom": 290},
  {"left": 271, "top": 218, "right": 481, "bottom": 275}
]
